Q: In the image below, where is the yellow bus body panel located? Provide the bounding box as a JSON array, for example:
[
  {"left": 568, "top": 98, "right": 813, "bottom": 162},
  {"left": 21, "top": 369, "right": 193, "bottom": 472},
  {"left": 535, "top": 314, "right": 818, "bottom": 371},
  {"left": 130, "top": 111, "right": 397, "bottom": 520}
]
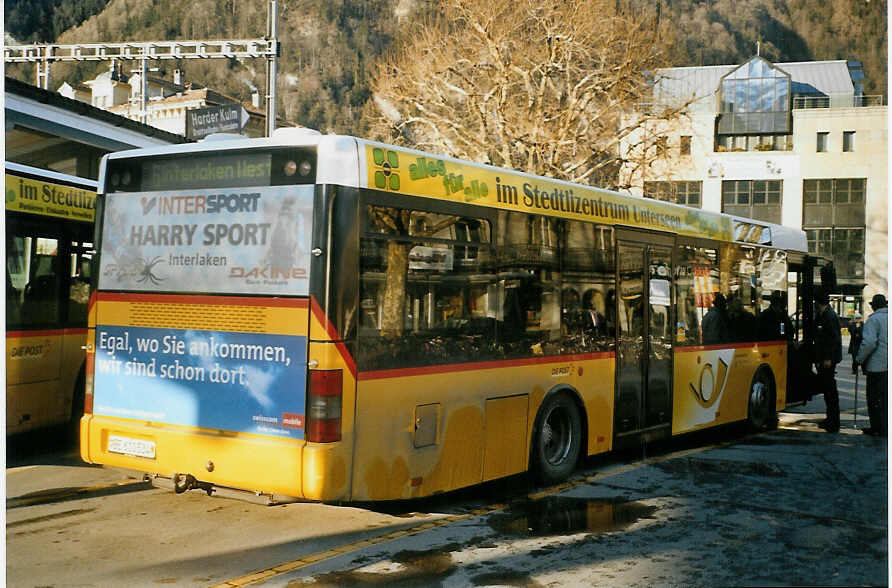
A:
[
  {"left": 349, "top": 354, "right": 614, "bottom": 501},
  {"left": 7, "top": 329, "right": 86, "bottom": 434},
  {"left": 81, "top": 415, "right": 304, "bottom": 496},
  {"left": 673, "top": 342, "right": 787, "bottom": 435},
  {"left": 302, "top": 304, "right": 357, "bottom": 501}
]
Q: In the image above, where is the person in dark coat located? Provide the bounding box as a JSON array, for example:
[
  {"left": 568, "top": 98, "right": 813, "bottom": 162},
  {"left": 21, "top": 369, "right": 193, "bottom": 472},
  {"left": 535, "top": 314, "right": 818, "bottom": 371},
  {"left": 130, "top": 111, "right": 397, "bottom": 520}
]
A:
[
  {"left": 758, "top": 291, "right": 793, "bottom": 342},
  {"left": 701, "top": 292, "right": 729, "bottom": 345},
  {"left": 727, "top": 294, "right": 756, "bottom": 343},
  {"left": 814, "top": 288, "right": 843, "bottom": 432}
]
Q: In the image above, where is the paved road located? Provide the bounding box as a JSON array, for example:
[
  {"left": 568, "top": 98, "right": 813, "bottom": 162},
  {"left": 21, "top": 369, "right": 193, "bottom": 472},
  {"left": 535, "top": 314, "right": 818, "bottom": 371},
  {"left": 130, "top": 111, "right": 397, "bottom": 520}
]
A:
[
  {"left": 6, "top": 365, "right": 886, "bottom": 587},
  {"left": 251, "top": 422, "right": 887, "bottom": 587}
]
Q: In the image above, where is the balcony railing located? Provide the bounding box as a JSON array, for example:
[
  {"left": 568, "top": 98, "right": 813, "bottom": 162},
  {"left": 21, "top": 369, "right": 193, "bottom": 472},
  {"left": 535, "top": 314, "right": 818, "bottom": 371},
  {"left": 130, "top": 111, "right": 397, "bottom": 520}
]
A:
[{"left": 793, "top": 94, "right": 884, "bottom": 109}]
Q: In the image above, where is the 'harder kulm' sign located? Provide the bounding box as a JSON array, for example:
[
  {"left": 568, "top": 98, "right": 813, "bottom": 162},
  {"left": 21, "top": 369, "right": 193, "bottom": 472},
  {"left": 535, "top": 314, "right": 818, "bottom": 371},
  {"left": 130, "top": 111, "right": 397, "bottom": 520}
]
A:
[{"left": 186, "top": 104, "right": 250, "bottom": 139}]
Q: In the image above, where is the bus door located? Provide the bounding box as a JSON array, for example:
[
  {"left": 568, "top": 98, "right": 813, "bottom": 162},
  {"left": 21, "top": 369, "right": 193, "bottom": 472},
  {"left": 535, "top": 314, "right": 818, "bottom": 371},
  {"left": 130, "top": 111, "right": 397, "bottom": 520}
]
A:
[
  {"left": 615, "top": 238, "right": 674, "bottom": 439},
  {"left": 786, "top": 254, "right": 819, "bottom": 404}
]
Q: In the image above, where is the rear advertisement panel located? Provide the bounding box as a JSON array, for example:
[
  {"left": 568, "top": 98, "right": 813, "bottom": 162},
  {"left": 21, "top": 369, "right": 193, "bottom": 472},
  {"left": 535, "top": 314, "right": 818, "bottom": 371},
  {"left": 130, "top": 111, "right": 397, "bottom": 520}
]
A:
[
  {"left": 98, "top": 185, "right": 313, "bottom": 296},
  {"left": 93, "top": 318, "right": 307, "bottom": 438}
]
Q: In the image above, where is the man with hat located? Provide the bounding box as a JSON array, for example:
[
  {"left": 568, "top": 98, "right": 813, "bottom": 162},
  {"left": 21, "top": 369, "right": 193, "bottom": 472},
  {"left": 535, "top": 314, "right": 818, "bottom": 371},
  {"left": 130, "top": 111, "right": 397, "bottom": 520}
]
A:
[
  {"left": 856, "top": 294, "right": 888, "bottom": 436},
  {"left": 813, "top": 288, "right": 842, "bottom": 432}
]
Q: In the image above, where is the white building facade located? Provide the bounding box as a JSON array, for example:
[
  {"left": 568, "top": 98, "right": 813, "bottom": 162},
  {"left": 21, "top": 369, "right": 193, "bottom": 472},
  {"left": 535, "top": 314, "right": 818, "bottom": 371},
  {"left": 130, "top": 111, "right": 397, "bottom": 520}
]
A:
[{"left": 623, "top": 57, "right": 887, "bottom": 316}]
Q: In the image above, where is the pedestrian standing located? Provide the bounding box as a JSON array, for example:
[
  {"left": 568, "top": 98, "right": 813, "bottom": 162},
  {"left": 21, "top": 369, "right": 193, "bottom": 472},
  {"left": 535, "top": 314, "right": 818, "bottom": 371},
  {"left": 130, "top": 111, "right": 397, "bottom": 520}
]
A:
[
  {"left": 814, "top": 288, "right": 842, "bottom": 432},
  {"left": 855, "top": 294, "right": 888, "bottom": 436}
]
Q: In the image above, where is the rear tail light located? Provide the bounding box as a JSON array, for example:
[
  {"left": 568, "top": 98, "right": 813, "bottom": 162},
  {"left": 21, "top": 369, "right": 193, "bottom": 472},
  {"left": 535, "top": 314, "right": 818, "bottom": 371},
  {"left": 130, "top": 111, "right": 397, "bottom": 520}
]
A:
[
  {"left": 306, "top": 369, "right": 342, "bottom": 443},
  {"left": 84, "top": 346, "right": 94, "bottom": 415}
]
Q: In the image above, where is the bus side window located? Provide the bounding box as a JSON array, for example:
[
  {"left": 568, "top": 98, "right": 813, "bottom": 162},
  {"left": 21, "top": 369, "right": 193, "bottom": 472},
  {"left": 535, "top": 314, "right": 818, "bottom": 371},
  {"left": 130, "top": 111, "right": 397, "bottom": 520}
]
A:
[
  {"left": 493, "top": 214, "right": 561, "bottom": 357},
  {"left": 6, "top": 235, "right": 26, "bottom": 327},
  {"left": 560, "top": 220, "right": 615, "bottom": 353},
  {"left": 18, "top": 236, "right": 61, "bottom": 328},
  {"left": 358, "top": 203, "right": 496, "bottom": 370},
  {"left": 674, "top": 245, "right": 719, "bottom": 346},
  {"left": 67, "top": 245, "right": 94, "bottom": 326}
]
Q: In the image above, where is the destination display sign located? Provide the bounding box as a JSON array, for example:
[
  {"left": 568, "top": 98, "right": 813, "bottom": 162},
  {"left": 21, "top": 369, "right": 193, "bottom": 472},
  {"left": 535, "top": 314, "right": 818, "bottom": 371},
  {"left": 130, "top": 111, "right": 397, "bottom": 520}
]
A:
[
  {"left": 5, "top": 172, "right": 96, "bottom": 222},
  {"left": 361, "top": 142, "right": 735, "bottom": 242}
]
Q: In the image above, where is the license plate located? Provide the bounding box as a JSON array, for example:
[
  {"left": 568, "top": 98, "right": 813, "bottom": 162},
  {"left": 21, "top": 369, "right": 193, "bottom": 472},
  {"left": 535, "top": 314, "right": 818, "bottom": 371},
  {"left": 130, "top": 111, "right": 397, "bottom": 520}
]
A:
[{"left": 107, "top": 435, "right": 156, "bottom": 459}]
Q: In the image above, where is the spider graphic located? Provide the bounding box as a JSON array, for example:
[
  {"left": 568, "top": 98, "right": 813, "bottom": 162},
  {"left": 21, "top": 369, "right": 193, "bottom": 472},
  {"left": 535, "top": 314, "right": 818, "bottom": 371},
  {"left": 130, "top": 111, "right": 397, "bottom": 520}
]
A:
[{"left": 136, "top": 256, "right": 166, "bottom": 285}]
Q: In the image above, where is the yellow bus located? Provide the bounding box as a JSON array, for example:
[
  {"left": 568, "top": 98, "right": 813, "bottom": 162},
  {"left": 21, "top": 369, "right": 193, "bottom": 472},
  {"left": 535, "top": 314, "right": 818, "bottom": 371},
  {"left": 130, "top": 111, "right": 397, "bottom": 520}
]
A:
[
  {"left": 80, "top": 132, "right": 828, "bottom": 501},
  {"left": 6, "top": 162, "right": 97, "bottom": 435}
]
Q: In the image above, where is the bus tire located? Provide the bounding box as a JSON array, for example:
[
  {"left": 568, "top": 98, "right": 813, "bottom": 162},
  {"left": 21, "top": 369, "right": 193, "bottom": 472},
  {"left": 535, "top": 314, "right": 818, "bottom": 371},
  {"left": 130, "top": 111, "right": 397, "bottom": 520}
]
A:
[
  {"left": 531, "top": 391, "right": 582, "bottom": 485},
  {"left": 747, "top": 366, "right": 775, "bottom": 431}
]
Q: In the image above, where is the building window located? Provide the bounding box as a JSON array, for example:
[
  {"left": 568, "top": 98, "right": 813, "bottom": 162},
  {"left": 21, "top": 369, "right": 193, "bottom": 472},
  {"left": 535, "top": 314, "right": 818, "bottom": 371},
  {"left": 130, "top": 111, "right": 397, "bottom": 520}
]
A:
[
  {"left": 803, "top": 179, "right": 865, "bottom": 206},
  {"left": 805, "top": 228, "right": 865, "bottom": 281},
  {"left": 680, "top": 135, "right": 692, "bottom": 156},
  {"left": 816, "top": 132, "right": 829, "bottom": 152},
  {"left": 717, "top": 57, "right": 791, "bottom": 135},
  {"left": 715, "top": 134, "right": 792, "bottom": 152},
  {"left": 843, "top": 131, "right": 855, "bottom": 152},
  {"left": 721, "top": 180, "right": 782, "bottom": 223},
  {"left": 803, "top": 178, "right": 866, "bottom": 228},
  {"left": 644, "top": 181, "right": 701, "bottom": 207}
]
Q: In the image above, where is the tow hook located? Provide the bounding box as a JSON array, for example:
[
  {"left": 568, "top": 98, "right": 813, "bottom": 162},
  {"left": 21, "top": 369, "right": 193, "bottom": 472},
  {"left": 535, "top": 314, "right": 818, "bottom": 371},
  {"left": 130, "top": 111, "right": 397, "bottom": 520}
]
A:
[{"left": 172, "top": 473, "right": 214, "bottom": 496}]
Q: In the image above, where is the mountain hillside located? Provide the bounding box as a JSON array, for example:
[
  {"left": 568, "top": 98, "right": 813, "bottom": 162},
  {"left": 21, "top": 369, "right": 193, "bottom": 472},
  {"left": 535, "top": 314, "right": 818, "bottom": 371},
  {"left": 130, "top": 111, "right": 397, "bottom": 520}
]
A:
[{"left": 5, "top": 0, "right": 887, "bottom": 133}]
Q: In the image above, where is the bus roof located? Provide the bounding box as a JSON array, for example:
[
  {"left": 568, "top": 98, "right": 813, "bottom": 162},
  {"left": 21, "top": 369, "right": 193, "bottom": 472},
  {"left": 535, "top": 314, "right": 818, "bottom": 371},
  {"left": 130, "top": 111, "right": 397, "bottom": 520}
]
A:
[
  {"left": 97, "top": 131, "right": 808, "bottom": 252},
  {"left": 6, "top": 161, "right": 98, "bottom": 190}
]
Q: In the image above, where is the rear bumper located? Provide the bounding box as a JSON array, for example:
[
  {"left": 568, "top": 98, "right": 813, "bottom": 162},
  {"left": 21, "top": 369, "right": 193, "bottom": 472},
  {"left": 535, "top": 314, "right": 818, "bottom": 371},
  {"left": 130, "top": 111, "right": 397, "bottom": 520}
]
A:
[{"left": 80, "top": 415, "right": 305, "bottom": 498}]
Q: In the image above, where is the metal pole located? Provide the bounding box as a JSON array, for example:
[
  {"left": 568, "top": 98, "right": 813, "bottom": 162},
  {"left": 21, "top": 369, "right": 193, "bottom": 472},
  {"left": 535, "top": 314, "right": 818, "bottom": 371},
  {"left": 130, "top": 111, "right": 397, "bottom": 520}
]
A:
[
  {"left": 266, "top": 0, "right": 278, "bottom": 137},
  {"left": 853, "top": 370, "right": 859, "bottom": 428},
  {"left": 141, "top": 57, "right": 148, "bottom": 125}
]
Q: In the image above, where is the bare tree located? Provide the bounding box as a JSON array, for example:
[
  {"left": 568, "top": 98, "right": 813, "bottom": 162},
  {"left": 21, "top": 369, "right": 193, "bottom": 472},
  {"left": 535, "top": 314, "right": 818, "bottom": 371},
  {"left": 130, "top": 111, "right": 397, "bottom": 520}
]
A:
[
  {"left": 366, "top": 0, "right": 682, "bottom": 186},
  {"left": 363, "top": 0, "right": 686, "bottom": 336}
]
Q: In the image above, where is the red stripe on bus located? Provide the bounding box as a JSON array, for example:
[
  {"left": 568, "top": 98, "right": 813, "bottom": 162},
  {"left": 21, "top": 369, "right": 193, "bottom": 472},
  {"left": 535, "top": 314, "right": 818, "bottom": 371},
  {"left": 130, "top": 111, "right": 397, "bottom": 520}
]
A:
[
  {"left": 7, "top": 329, "right": 68, "bottom": 338},
  {"left": 358, "top": 351, "right": 615, "bottom": 381},
  {"left": 309, "top": 297, "right": 343, "bottom": 340},
  {"left": 308, "top": 297, "right": 358, "bottom": 378},
  {"left": 674, "top": 341, "right": 786, "bottom": 353},
  {"left": 95, "top": 292, "right": 309, "bottom": 308}
]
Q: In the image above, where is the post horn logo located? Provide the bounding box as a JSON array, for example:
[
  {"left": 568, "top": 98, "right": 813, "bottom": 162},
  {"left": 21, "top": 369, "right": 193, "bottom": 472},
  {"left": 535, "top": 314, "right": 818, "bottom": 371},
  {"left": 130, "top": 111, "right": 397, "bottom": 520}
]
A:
[
  {"left": 372, "top": 148, "right": 400, "bottom": 191},
  {"left": 690, "top": 357, "right": 729, "bottom": 408}
]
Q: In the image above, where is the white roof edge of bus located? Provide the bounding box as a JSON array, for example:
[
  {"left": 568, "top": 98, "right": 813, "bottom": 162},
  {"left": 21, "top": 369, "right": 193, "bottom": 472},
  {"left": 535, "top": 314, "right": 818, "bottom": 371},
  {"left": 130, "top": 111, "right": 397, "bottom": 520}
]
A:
[
  {"left": 316, "top": 135, "right": 361, "bottom": 187},
  {"left": 726, "top": 214, "right": 808, "bottom": 253},
  {"left": 6, "top": 161, "right": 98, "bottom": 188}
]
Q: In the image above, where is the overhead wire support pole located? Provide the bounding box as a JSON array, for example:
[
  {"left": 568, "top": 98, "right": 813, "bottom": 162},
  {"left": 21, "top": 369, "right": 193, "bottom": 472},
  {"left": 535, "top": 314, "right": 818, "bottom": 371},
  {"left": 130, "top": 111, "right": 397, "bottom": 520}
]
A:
[
  {"left": 6, "top": 2, "right": 281, "bottom": 132},
  {"left": 266, "top": 0, "right": 279, "bottom": 137},
  {"left": 5, "top": 40, "right": 277, "bottom": 64}
]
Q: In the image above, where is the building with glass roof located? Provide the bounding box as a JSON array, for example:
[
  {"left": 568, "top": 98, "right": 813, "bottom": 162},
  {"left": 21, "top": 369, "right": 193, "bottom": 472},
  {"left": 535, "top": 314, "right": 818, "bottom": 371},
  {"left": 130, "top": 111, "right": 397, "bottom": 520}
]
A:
[{"left": 623, "top": 56, "right": 887, "bottom": 316}]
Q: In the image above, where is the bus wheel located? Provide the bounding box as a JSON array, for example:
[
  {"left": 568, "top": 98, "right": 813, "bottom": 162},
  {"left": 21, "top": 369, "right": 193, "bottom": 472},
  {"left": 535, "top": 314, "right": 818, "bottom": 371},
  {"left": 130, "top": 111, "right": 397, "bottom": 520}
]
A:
[
  {"left": 532, "top": 392, "right": 582, "bottom": 485},
  {"left": 748, "top": 367, "right": 775, "bottom": 431}
]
